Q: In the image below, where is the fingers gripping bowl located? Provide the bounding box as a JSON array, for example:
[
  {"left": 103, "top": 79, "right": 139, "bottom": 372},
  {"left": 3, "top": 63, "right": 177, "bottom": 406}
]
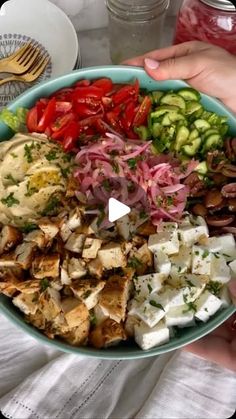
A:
[{"left": 0, "top": 66, "right": 235, "bottom": 360}]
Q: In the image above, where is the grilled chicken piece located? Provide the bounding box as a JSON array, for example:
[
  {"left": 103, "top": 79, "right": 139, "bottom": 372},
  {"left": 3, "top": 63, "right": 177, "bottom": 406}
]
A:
[
  {"left": 61, "top": 259, "right": 71, "bottom": 285},
  {"left": 93, "top": 304, "right": 109, "bottom": 325},
  {"left": 125, "top": 315, "right": 141, "bottom": 338},
  {"left": 132, "top": 243, "right": 153, "bottom": 275},
  {"left": 38, "top": 218, "right": 59, "bottom": 240},
  {"left": 68, "top": 257, "right": 87, "bottom": 279},
  {"left": 15, "top": 279, "right": 42, "bottom": 294},
  {"left": 0, "top": 273, "right": 21, "bottom": 297},
  {"left": 0, "top": 225, "right": 22, "bottom": 255},
  {"left": 32, "top": 253, "right": 60, "bottom": 279},
  {"left": 87, "top": 258, "right": 103, "bottom": 279},
  {"left": 137, "top": 221, "right": 157, "bottom": 236},
  {"left": 0, "top": 252, "right": 19, "bottom": 268},
  {"left": 67, "top": 208, "right": 83, "bottom": 231},
  {"left": 89, "top": 318, "right": 127, "bottom": 349},
  {"left": 70, "top": 278, "right": 105, "bottom": 310},
  {"left": 13, "top": 292, "right": 39, "bottom": 315},
  {"left": 116, "top": 215, "right": 130, "bottom": 241},
  {"left": 65, "top": 176, "right": 77, "bottom": 198},
  {"left": 98, "top": 242, "right": 127, "bottom": 270},
  {"left": 98, "top": 274, "right": 131, "bottom": 323},
  {"left": 65, "top": 233, "right": 86, "bottom": 253},
  {"left": 24, "top": 230, "right": 47, "bottom": 249},
  {"left": 39, "top": 288, "right": 62, "bottom": 322},
  {"left": 15, "top": 242, "right": 36, "bottom": 270},
  {"left": 82, "top": 238, "right": 103, "bottom": 259},
  {"left": 61, "top": 297, "right": 89, "bottom": 328},
  {"left": 26, "top": 310, "right": 46, "bottom": 330},
  {"left": 61, "top": 319, "right": 90, "bottom": 346},
  {"left": 60, "top": 222, "right": 72, "bottom": 242}
]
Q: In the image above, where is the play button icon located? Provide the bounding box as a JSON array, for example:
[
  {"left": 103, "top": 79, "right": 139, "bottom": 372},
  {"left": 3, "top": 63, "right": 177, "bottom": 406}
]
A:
[{"left": 108, "top": 198, "right": 131, "bottom": 223}]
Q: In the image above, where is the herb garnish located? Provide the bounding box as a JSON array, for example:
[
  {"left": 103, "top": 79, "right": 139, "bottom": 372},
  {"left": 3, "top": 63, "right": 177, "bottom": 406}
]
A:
[
  {"left": 20, "top": 223, "right": 38, "bottom": 233},
  {"left": 41, "top": 196, "right": 60, "bottom": 216},
  {"left": 149, "top": 300, "right": 164, "bottom": 310},
  {"left": 202, "top": 249, "right": 210, "bottom": 259},
  {"left": 45, "top": 150, "right": 58, "bottom": 161},
  {"left": 4, "top": 174, "right": 19, "bottom": 185},
  {"left": 206, "top": 281, "right": 222, "bottom": 296},
  {"left": 24, "top": 142, "right": 35, "bottom": 163},
  {"left": 1, "top": 192, "right": 20, "bottom": 207},
  {"left": 40, "top": 278, "right": 50, "bottom": 292},
  {"left": 147, "top": 283, "right": 153, "bottom": 293},
  {"left": 111, "top": 161, "right": 120, "bottom": 174},
  {"left": 127, "top": 256, "right": 142, "bottom": 269},
  {"left": 127, "top": 158, "right": 137, "bottom": 170},
  {"left": 183, "top": 294, "right": 197, "bottom": 312}
]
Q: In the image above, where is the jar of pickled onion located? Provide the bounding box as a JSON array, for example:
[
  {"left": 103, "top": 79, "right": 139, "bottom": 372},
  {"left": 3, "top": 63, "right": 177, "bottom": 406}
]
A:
[{"left": 173, "top": 0, "right": 236, "bottom": 54}]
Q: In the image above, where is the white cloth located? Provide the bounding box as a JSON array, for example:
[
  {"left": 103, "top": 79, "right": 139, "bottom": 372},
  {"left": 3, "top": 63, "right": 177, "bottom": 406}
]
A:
[{"left": 0, "top": 313, "right": 235, "bottom": 419}]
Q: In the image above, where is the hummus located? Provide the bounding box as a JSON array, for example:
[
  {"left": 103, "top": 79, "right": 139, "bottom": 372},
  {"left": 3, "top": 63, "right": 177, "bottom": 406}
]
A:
[{"left": 0, "top": 133, "right": 73, "bottom": 226}]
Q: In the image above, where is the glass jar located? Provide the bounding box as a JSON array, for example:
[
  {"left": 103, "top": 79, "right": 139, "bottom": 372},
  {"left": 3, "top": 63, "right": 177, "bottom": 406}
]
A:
[
  {"left": 105, "top": 0, "right": 170, "bottom": 64},
  {"left": 173, "top": 0, "right": 236, "bottom": 54}
]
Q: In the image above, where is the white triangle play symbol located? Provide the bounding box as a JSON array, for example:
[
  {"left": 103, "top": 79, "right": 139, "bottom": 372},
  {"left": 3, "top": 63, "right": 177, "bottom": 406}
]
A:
[{"left": 108, "top": 198, "right": 131, "bottom": 223}]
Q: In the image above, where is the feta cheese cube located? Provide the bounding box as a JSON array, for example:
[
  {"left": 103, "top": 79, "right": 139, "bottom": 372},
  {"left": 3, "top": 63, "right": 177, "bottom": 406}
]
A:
[
  {"left": 229, "top": 260, "right": 236, "bottom": 275},
  {"left": 134, "top": 320, "right": 170, "bottom": 350},
  {"left": 195, "top": 290, "right": 222, "bottom": 322},
  {"left": 148, "top": 230, "right": 179, "bottom": 255},
  {"left": 192, "top": 246, "right": 212, "bottom": 275},
  {"left": 219, "top": 285, "right": 231, "bottom": 309},
  {"left": 133, "top": 294, "right": 169, "bottom": 328},
  {"left": 211, "top": 254, "right": 231, "bottom": 284},
  {"left": 154, "top": 250, "right": 171, "bottom": 276},
  {"left": 179, "top": 217, "right": 209, "bottom": 247},
  {"left": 134, "top": 273, "right": 165, "bottom": 298},
  {"left": 157, "top": 222, "right": 178, "bottom": 232},
  {"left": 165, "top": 305, "right": 194, "bottom": 327},
  {"left": 170, "top": 245, "right": 192, "bottom": 278},
  {"left": 206, "top": 234, "right": 236, "bottom": 262}
]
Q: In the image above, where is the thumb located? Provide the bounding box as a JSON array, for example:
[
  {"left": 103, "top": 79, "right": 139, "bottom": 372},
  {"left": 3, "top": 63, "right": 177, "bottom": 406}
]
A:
[
  {"left": 144, "top": 56, "right": 199, "bottom": 81},
  {"left": 228, "top": 279, "right": 236, "bottom": 305}
]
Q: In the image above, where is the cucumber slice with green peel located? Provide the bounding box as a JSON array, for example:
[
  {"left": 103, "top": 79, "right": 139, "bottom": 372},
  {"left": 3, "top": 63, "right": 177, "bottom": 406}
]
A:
[
  {"left": 160, "top": 93, "right": 186, "bottom": 111},
  {"left": 134, "top": 125, "right": 150, "bottom": 140},
  {"left": 203, "top": 134, "right": 222, "bottom": 151},
  {"left": 182, "top": 137, "right": 202, "bottom": 156},
  {"left": 189, "top": 128, "right": 199, "bottom": 141},
  {"left": 151, "top": 105, "right": 180, "bottom": 119},
  {"left": 151, "top": 122, "right": 162, "bottom": 138},
  {"left": 195, "top": 161, "right": 208, "bottom": 175},
  {"left": 162, "top": 112, "right": 186, "bottom": 126},
  {"left": 203, "top": 128, "right": 220, "bottom": 139},
  {"left": 185, "top": 101, "right": 203, "bottom": 116},
  {"left": 151, "top": 91, "right": 164, "bottom": 104},
  {"left": 178, "top": 88, "right": 201, "bottom": 102},
  {"left": 193, "top": 119, "right": 211, "bottom": 132},
  {"left": 175, "top": 126, "right": 190, "bottom": 151}
]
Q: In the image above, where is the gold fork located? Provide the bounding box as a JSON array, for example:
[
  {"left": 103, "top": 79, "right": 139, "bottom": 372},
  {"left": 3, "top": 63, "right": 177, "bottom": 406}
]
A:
[
  {"left": 0, "top": 55, "right": 50, "bottom": 86},
  {"left": 0, "top": 43, "right": 42, "bottom": 75}
]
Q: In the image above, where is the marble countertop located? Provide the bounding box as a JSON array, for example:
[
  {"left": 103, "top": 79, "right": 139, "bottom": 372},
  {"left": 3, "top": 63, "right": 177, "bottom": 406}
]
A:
[{"left": 77, "top": 16, "right": 176, "bottom": 68}]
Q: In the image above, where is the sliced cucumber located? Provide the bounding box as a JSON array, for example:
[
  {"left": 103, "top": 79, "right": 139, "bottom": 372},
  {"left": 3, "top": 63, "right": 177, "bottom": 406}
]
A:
[
  {"left": 135, "top": 125, "right": 150, "bottom": 140},
  {"left": 189, "top": 128, "right": 199, "bottom": 141},
  {"left": 203, "top": 134, "right": 222, "bottom": 151},
  {"left": 203, "top": 128, "right": 219, "bottom": 139},
  {"left": 175, "top": 126, "right": 190, "bottom": 152},
  {"left": 185, "top": 101, "right": 203, "bottom": 116},
  {"left": 162, "top": 112, "right": 186, "bottom": 126},
  {"left": 182, "top": 137, "right": 201, "bottom": 156},
  {"left": 151, "top": 91, "right": 164, "bottom": 104},
  {"left": 160, "top": 93, "right": 186, "bottom": 111},
  {"left": 151, "top": 105, "right": 180, "bottom": 119},
  {"left": 195, "top": 161, "right": 208, "bottom": 175},
  {"left": 151, "top": 122, "right": 162, "bottom": 138},
  {"left": 178, "top": 88, "right": 201, "bottom": 102},
  {"left": 193, "top": 119, "right": 211, "bottom": 132}
]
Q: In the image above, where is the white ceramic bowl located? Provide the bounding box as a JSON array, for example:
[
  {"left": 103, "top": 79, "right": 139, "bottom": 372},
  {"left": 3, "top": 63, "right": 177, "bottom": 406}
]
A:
[{"left": 0, "top": 0, "right": 80, "bottom": 107}]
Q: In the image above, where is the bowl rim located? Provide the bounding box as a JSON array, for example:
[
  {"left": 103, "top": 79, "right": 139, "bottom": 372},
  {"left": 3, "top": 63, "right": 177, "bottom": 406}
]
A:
[{"left": 0, "top": 65, "right": 235, "bottom": 359}]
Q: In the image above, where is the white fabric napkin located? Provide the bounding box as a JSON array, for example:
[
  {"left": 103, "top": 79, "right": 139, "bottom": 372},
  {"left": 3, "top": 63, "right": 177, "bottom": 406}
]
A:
[{"left": 0, "top": 313, "right": 235, "bottom": 419}]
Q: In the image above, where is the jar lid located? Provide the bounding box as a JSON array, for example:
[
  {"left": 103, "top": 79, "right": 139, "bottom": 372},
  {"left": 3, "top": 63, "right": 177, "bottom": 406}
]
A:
[
  {"left": 200, "top": 0, "right": 236, "bottom": 11},
  {"left": 106, "top": 0, "right": 170, "bottom": 20}
]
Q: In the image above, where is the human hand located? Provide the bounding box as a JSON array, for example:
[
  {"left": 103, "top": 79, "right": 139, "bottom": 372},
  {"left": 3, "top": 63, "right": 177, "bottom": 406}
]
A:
[
  {"left": 123, "top": 41, "right": 236, "bottom": 114},
  {"left": 184, "top": 280, "right": 236, "bottom": 372}
]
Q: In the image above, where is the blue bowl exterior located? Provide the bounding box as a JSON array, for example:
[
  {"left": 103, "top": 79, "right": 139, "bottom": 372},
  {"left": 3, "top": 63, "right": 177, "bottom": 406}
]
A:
[{"left": 0, "top": 66, "right": 235, "bottom": 358}]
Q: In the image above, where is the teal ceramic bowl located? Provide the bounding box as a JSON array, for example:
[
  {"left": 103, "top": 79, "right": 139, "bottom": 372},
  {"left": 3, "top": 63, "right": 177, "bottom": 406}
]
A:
[{"left": 0, "top": 66, "right": 235, "bottom": 359}]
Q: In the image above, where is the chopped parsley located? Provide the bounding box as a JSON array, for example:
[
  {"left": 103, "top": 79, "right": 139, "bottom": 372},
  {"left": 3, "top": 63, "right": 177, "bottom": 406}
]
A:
[
  {"left": 127, "top": 158, "right": 137, "bottom": 170},
  {"left": 147, "top": 283, "right": 153, "bottom": 293},
  {"left": 102, "top": 179, "right": 111, "bottom": 191},
  {"left": 111, "top": 161, "right": 120, "bottom": 174},
  {"left": 25, "top": 183, "right": 39, "bottom": 197},
  {"left": 127, "top": 256, "right": 142, "bottom": 269},
  {"left": 20, "top": 222, "right": 38, "bottom": 233},
  {"left": 1, "top": 192, "right": 20, "bottom": 207},
  {"left": 206, "top": 281, "right": 222, "bottom": 296},
  {"left": 183, "top": 294, "right": 197, "bottom": 313},
  {"left": 40, "top": 278, "right": 50, "bottom": 292},
  {"left": 140, "top": 209, "right": 147, "bottom": 219},
  {"left": 62, "top": 153, "right": 73, "bottom": 163},
  {"left": 166, "top": 196, "right": 174, "bottom": 206},
  {"left": 186, "top": 280, "right": 194, "bottom": 287},
  {"left": 10, "top": 152, "right": 17, "bottom": 159},
  {"left": 60, "top": 167, "right": 70, "bottom": 178},
  {"left": 45, "top": 150, "right": 58, "bottom": 161},
  {"left": 149, "top": 300, "right": 164, "bottom": 310},
  {"left": 4, "top": 174, "right": 19, "bottom": 185},
  {"left": 24, "top": 142, "right": 35, "bottom": 163},
  {"left": 90, "top": 312, "right": 97, "bottom": 327},
  {"left": 202, "top": 249, "right": 210, "bottom": 259},
  {"left": 41, "top": 196, "right": 60, "bottom": 216}
]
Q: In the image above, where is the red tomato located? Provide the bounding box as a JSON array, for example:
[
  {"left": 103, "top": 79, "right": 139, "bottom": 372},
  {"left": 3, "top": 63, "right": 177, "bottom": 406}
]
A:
[
  {"left": 55, "top": 101, "right": 73, "bottom": 113},
  {"left": 37, "top": 97, "right": 56, "bottom": 132},
  {"left": 92, "top": 78, "right": 113, "bottom": 95},
  {"left": 79, "top": 114, "right": 104, "bottom": 128},
  {"left": 51, "top": 88, "right": 73, "bottom": 101},
  {"left": 74, "top": 79, "right": 91, "bottom": 87},
  {"left": 75, "top": 103, "right": 102, "bottom": 118},
  {"left": 121, "top": 101, "right": 136, "bottom": 132},
  {"left": 26, "top": 107, "right": 39, "bottom": 132},
  {"left": 73, "top": 86, "right": 104, "bottom": 101},
  {"left": 62, "top": 120, "right": 81, "bottom": 152},
  {"left": 51, "top": 113, "right": 75, "bottom": 133},
  {"left": 106, "top": 111, "right": 123, "bottom": 134},
  {"left": 133, "top": 96, "right": 152, "bottom": 126},
  {"left": 112, "top": 85, "right": 136, "bottom": 106}
]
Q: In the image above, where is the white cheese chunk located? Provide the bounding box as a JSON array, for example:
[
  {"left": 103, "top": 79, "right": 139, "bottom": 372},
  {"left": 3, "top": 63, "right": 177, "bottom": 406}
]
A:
[
  {"left": 195, "top": 290, "right": 222, "bottom": 322},
  {"left": 134, "top": 273, "right": 165, "bottom": 299},
  {"left": 154, "top": 250, "right": 171, "bottom": 276},
  {"left": 134, "top": 320, "right": 170, "bottom": 350},
  {"left": 170, "top": 245, "right": 192, "bottom": 278},
  {"left": 133, "top": 294, "right": 169, "bottom": 328},
  {"left": 211, "top": 254, "right": 231, "bottom": 284},
  {"left": 179, "top": 217, "right": 209, "bottom": 247},
  {"left": 148, "top": 230, "right": 179, "bottom": 255},
  {"left": 206, "top": 234, "right": 236, "bottom": 262},
  {"left": 165, "top": 305, "right": 195, "bottom": 327},
  {"left": 192, "top": 246, "right": 212, "bottom": 275},
  {"left": 157, "top": 222, "right": 178, "bottom": 232},
  {"left": 219, "top": 285, "right": 231, "bottom": 309},
  {"left": 229, "top": 260, "right": 236, "bottom": 275}
]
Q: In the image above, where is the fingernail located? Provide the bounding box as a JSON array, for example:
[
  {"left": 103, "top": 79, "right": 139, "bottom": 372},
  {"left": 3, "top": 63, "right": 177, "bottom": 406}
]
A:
[{"left": 144, "top": 58, "right": 160, "bottom": 70}]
